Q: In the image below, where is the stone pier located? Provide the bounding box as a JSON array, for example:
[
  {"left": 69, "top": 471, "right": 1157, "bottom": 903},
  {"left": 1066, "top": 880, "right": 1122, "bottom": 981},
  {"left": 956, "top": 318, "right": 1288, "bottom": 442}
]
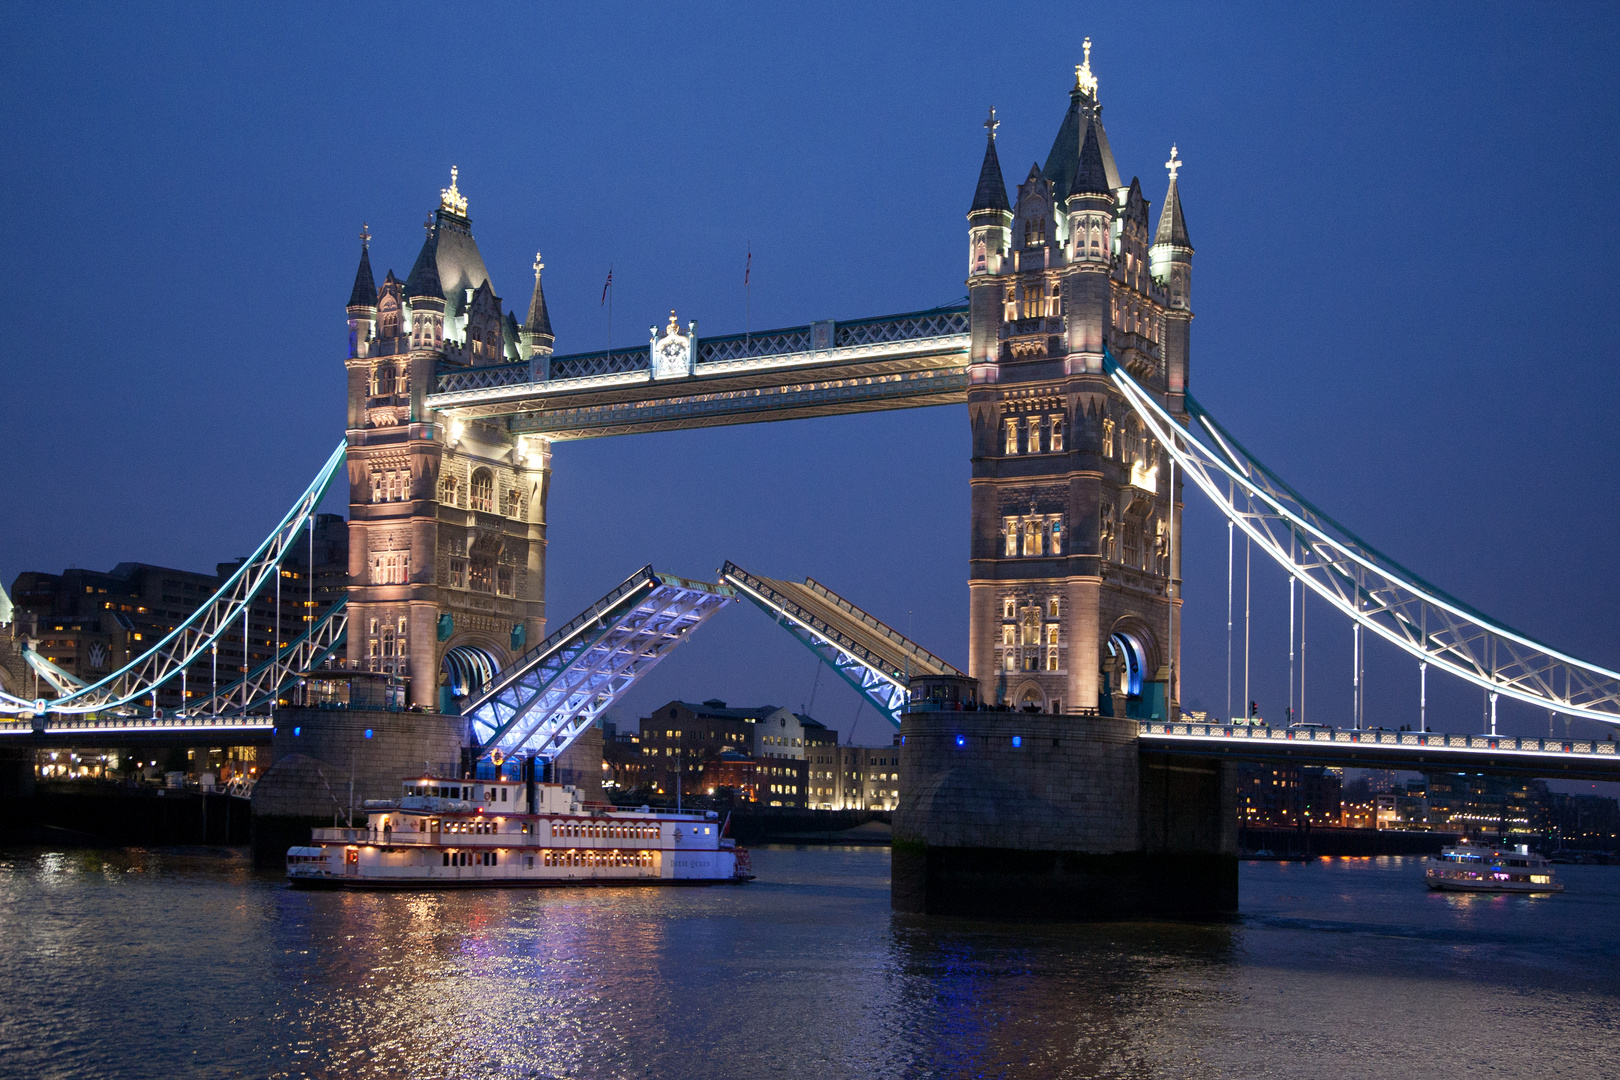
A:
[{"left": 893, "top": 710, "right": 1237, "bottom": 918}]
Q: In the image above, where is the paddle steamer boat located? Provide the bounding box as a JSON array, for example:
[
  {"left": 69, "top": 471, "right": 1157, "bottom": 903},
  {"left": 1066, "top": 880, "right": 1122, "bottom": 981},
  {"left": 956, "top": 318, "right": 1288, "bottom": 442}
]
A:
[{"left": 287, "top": 773, "right": 752, "bottom": 889}]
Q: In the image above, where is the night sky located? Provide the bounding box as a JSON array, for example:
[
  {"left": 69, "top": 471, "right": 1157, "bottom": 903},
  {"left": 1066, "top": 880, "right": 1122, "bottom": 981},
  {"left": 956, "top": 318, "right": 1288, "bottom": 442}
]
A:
[{"left": 4, "top": 4, "right": 1618, "bottom": 773}]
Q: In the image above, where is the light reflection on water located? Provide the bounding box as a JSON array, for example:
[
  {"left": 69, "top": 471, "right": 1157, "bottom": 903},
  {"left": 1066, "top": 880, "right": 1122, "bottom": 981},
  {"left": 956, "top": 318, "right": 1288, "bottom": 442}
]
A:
[{"left": 0, "top": 846, "right": 1616, "bottom": 1079}]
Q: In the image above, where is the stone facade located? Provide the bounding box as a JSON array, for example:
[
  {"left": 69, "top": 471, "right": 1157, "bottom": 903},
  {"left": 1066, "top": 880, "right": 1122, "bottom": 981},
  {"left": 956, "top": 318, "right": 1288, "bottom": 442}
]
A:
[
  {"left": 342, "top": 174, "right": 553, "bottom": 709},
  {"left": 965, "top": 47, "right": 1192, "bottom": 721}
]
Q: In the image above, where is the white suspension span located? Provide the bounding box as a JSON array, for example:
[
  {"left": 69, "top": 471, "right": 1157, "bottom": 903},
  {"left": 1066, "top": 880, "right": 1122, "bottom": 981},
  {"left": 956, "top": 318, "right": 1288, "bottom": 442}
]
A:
[
  {"left": 1104, "top": 350, "right": 1620, "bottom": 729},
  {"left": 0, "top": 442, "right": 347, "bottom": 716}
]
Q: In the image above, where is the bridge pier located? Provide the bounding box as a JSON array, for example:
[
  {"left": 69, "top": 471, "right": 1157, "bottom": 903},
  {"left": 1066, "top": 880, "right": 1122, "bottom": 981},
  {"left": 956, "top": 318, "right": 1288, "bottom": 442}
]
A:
[{"left": 893, "top": 711, "right": 1237, "bottom": 918}]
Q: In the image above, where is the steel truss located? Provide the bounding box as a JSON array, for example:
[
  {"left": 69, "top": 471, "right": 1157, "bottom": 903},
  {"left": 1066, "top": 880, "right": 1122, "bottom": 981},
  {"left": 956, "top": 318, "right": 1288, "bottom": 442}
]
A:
[
  {"left": 0, "top": 442, "right": 348, "bottom": 716},
  {"left": 720, "top": 561, "right": 966, "bottom": 727},
  {"left": 1104, "top": 350, "right": 1620, "bottom": 728},
  {"left": 184, "top": 598, "right": 348, "bottom": 717},
  {"left": 467, "top": 567, "right": 734, "bottom": 761}
]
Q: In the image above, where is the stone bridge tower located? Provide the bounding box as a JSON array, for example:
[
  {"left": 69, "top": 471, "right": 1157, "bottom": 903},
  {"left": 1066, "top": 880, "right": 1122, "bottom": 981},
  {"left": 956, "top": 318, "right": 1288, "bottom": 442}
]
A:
[
  {"left": 342, "top": 171, "right": 553, "bottom": 710},
  {"left": 966, "top": 44, "right": 1193, "bottom": 720}
]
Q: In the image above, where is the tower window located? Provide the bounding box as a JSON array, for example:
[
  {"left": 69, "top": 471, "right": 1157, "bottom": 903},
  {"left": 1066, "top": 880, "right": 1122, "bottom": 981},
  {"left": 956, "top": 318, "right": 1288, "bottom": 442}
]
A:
[
  {"left": 1002, "top": 625, "right": 1015, "bottom": 646},
  {"left": 1049, "top": 416, "right": 1063, "bottom": 452},
  {"left": 440, "top": 474, "right": 459, "bottom": 507},
  {"left": 1003, "top": 518, "right": 1019, "bottom": 557},
  {"left": 470, "top": 469, "right": 494, "bottom": 513},
  {"left": 1002, "top": 598, "right": 1016, "bottom": 620},
  {"left": 1046, "top": 648, "right": 1059, "bottom": 671},
  {"left": 1028, "top": 421, "right": 1043, "bottom": 454},
  {"left": 1048, "top": 597, "right": 1060, "bottom": 619},
  {"left": 1004, "top": 420, "right": 1019, "bottom": 455}
]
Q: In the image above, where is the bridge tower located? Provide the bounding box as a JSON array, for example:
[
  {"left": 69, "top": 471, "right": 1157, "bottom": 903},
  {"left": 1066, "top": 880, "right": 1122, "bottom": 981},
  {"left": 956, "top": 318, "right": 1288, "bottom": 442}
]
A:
[
  {"left": 343, "top": 172, "right": 550, "bottom": 710},
  {"left": 966, "top": 45, "right": 1192, "bottom": 721}
]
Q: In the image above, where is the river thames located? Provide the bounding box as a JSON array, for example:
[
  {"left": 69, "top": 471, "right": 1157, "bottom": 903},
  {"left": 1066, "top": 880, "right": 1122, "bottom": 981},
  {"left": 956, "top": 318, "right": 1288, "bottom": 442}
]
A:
[{"left": 0, "top": 846, "right": 1615, "bottom": 1079}]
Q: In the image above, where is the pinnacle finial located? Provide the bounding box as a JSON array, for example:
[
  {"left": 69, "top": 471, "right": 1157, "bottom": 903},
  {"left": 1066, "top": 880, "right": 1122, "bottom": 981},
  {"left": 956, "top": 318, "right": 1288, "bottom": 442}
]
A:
[
  {"left": 440, "top": 165, "right": 468, "bottom": 216},
  {"left": 984, "top": 106, "right": 999, "bottom": 140},
  {"left": 667, "top": 309, "right": 680, "bottom": 335},
  {"left": 1165, "top": 145, "right": 1182, "bottom": 183},
  {"left": 533, "top": 252, "right": 544, "bottom": 278},
  {"left": 1075, "top": 36, "right": 1098, "bottom": 98},
  {"left": 423, "top": 214, "right": 434, "bottom": 237},
  {"left": 360, "top": 222, "right": 371, "bottom": 247}
]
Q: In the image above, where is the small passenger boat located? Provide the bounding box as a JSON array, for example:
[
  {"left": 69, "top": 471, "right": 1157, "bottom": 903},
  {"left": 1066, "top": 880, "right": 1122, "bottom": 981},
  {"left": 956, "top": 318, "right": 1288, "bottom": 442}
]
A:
[
  {"left": 1423, "top": 841, "right": 1562, "bottom": 893},
  {"left": 287, "top": 772, "right": 753, "bottom": 889}
]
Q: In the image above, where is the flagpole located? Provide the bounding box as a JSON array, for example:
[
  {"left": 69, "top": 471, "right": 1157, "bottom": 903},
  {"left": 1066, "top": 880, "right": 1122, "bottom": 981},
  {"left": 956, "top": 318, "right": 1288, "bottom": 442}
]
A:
[{"left": 745, "top": 245, "right": 751, "bottom": 347}]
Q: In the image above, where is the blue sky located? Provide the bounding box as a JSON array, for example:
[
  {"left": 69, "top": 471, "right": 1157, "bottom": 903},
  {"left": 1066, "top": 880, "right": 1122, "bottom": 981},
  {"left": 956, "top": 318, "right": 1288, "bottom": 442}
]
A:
[{"left": 3, "top": 3, "right": 1618, "bottom": 769}]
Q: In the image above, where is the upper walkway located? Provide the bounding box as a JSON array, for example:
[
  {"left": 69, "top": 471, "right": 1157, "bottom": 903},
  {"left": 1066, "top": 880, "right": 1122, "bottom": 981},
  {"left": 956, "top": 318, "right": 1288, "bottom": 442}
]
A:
[{"left": 424, "top": 306, "right": 969, "bottom": 438}]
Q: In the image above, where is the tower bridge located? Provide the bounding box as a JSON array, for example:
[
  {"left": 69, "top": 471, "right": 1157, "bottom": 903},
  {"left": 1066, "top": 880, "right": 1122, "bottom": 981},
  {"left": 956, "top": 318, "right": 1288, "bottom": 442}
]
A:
[{"left": 4, "top": 40, "right": 1617, "bottom": 913}]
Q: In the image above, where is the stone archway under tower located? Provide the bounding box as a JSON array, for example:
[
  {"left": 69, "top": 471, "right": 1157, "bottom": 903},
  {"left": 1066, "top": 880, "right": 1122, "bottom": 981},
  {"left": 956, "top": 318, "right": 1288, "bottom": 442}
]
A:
[
  {"left": 1011, "top": 679, "right": 1048, "bottom": 713},
  {"left": 440, "top": 641, "right": 504, "bottom": 714},
  {"left": 1103, "top": 618, "right": 1165, "bottom": 720}
]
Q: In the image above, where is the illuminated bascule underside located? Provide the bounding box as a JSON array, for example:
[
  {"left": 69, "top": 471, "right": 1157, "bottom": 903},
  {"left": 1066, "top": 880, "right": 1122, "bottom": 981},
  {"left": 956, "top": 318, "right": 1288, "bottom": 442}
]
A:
[
  {"left": 720, "top": 561, "right": 967, "bottom": 727},
  {"left": 465, "top": 567, "right": 734, "bottom": 762}
]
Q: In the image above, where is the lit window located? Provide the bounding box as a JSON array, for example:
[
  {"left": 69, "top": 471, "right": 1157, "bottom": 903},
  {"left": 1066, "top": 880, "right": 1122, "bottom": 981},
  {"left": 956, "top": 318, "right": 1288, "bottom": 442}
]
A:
[
  {"left": 1049, "top": 416, "right": 1063, "bottom": 451},
  {"left": 1048, "top": 597, "right": 1060, "bottom": 619},
  {"left": 470, "top": 469, "right": 494, "bottom": 513},
  {"left": 1005, "top": 420, "right": 1019, "bottom": 455}
]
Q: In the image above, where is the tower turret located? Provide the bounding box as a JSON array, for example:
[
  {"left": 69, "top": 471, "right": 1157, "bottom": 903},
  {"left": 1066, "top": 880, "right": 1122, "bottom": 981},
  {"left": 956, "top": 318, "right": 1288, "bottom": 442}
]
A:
[
  {"left": 404, "top": 217, "right": 445, "bottom": 354},
  {"left": 1063, "top": 117, "right": 1115, "bottom": 366},
  {"left": 1150, "top": 145, "right": 1193, "bottom": 404},
  {"left": 967, "top": 107, "right": 1012, "bottom": 370},
  {"left": 522, "top": 251, "right": 556, "bottom": 363},
  {"left": 346, "top": 225, "right": 378, "bottom": 359}
]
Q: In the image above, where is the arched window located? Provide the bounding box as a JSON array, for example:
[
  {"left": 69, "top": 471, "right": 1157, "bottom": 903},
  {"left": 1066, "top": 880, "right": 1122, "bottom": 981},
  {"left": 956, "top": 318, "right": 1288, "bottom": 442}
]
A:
[
  {"left": 470, "top": 469, "right": 494, "bottom": 513},
  {"left": 371, "top": 363, "right": 394, "bottom": 397}
]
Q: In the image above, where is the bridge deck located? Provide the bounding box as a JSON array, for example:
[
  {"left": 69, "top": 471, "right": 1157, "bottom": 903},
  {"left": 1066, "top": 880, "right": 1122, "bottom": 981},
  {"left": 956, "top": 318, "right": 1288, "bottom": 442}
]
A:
[
  {"left": 425, "top": 307, "right": 969, "bottom": 438},
  {"left": 722, "top": 561, "right": 963, "bottom": 725},
  {"left": 1139, "top": 720, "right": 1620, "bottom": 782}
]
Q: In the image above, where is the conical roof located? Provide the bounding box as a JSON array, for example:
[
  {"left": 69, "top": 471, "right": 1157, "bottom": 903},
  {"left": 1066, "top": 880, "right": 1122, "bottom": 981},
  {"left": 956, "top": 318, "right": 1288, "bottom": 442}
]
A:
[
  {"left": 1155, "top": 161, "right": 1191, "bottom": 247},
  {"left": 1044, "top": 96, "right": 1122, "bottom": 202},
  {"left": 524, "top": 264, "right": 554, "bottom": 339},
  {"left": 1072, "top": 119, "right": 1111, "bottom": 197},
  {"left": 404, "top": 227, "right": 442, "bottom": 300},
  {"left": 969, "top": 133, "right": 1010, "bottom": 214},
  {"left": 347, "top": 240, "right": 378, "bottom": 308}
]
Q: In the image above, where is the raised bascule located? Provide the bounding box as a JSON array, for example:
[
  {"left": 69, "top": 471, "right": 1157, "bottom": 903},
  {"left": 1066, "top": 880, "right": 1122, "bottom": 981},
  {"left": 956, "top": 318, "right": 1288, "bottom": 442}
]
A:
[{"left": 5, "top": 40, "right": 1618, "bottom": 914}]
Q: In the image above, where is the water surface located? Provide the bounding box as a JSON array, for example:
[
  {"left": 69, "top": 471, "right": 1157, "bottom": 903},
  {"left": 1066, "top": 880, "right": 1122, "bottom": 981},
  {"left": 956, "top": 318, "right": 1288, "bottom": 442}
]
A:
[{"left": 0, "top": 847, "right": 1614, "bottom": 1079}]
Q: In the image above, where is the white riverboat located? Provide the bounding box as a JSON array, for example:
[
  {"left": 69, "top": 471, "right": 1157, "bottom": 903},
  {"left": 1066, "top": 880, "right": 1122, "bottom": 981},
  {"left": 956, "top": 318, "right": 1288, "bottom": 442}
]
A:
[
  {"left": 286, "top": 773, "right": 752, "bottom": 889},
  {"left": 1423, "top": 841, "right": 1562, "bottom": 894}
]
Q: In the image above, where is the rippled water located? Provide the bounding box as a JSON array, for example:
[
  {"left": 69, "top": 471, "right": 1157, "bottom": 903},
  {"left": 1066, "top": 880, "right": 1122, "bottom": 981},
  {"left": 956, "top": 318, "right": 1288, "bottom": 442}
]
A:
[{"left": 0, "top": 846, "right": 1616, "bottom": 1079}]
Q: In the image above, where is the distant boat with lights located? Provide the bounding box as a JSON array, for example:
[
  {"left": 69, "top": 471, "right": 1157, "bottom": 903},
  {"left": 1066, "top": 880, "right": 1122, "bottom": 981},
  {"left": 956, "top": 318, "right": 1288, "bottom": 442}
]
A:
[
  {"left": 1423, "top": 841, "right": 1562, "bottom": 893},
  {"left": 286, "top": 772, "right": 752, "bottom": 889}
]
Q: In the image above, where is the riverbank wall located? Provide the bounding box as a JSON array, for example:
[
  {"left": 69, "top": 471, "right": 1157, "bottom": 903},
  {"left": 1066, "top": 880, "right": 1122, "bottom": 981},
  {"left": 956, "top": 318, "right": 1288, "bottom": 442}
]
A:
[{"left": 0, "top": 782, "right": 252, "bottom": 846}]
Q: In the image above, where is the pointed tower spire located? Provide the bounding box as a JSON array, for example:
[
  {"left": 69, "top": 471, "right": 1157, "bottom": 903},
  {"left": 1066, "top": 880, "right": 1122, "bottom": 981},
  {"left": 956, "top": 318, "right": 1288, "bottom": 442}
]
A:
[
  {"left": 1072, "top": 117, "right": 1111, "bottom": 198},
  {"left": 347, "top": 224, "right": 378, "bottom": 309},
  {"left": 1154, "top": 145, "right": 1191, "bottom": 247},
  {"left": 969, "top": 107, "right": 1011, "bottom": 213},
  {"left": 522, "top": 251, "right": 555, "bottom": 358},
  {"left": 404, "top": 217, "right": 443, "bottom": 300}
]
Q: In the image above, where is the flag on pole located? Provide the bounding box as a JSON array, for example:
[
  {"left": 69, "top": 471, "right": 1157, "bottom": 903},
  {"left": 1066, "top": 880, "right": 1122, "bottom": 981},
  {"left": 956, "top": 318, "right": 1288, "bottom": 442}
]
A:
[
  {"left": 744, "top": 248, "right": 751, "bottom": 286},
  {"left": 601, "top": 267, "right": 613, "bottom": 305}
]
